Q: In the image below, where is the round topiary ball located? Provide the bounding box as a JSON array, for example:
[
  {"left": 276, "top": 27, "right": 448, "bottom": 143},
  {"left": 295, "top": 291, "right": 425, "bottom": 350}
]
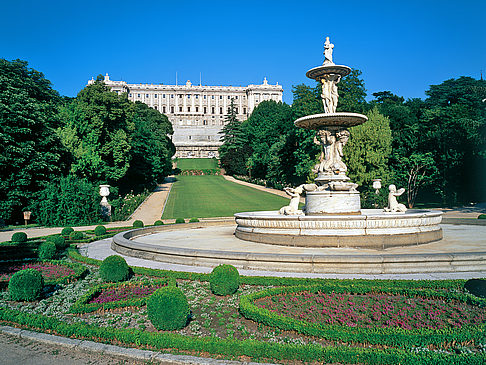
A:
[
  {"left": 189, "top": 217, "right": 199, "bottom": 223},
  {"left": 8, "top": 269, "right": 44, "bottom": 301},
  {"left": 94, "top": 225, "right": 107, "bottom": 236},
  {"left": 69, "top": 231, "right": 84, "bottom": 240},
  {"left": 46, "top": 235, "right": 66, "bottom": 250},
  {"left": 175, "top": 218, "right": 185, "bottom": 224},
  {"left": 209, "top": 264, "right": 240, "bottom": 296},
  {"left": 154, "top": 220, "right": 164, "bottom": 226},
  {"left": 464, "top": 279, "right": 486, "bottom": 298},
  {"left": 61, "top": 227, "right": 74, "bottom": 237},
  {"left": 38, "top": 241, "right": 56, "bottom": 260},
  {"left": 11, "top": 232, "right": 27, "bottom": 243},
  {"left": 478, "top": 214, "right": 486, "bottom": 219},
  {"left": 133, "top": 220, "right": 144, "bottom": 228},
  {"left": 147, "top": 286, "right": 190, "bottom": 330},
  {"left": 99, "top": 255, "right": 130, "bottom": 282}
]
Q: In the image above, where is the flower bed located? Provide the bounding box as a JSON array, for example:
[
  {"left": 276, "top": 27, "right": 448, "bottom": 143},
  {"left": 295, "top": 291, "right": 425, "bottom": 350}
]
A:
[
  {"left": 255, "top": 290, "right": 486, "bottom": 330},
  {"left": 70, "top": 279, "right": 171, "bottom": 313},
  {"left": 0, "top": 260, "right": 87, "bottom": 285},
  {"left": 240, "top": 284, "right": 486, "bottom": 348}
]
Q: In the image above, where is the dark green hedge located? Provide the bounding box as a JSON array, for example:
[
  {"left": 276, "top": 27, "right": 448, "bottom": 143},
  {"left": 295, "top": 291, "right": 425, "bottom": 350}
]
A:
[
  {"left": 0, "top": 307, "right": 485, "bottom": 364},
  {"left": 239, "top": 283, "right": 486, "bottom": 348}
]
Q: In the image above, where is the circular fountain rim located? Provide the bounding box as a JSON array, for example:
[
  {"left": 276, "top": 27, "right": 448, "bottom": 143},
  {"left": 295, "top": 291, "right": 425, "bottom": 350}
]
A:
[
  {"left": 306, "top": 64, "right": 351, "bottom": 79},
  {"left": 294, "top": 112, "right": 368, "bottom": 129}
]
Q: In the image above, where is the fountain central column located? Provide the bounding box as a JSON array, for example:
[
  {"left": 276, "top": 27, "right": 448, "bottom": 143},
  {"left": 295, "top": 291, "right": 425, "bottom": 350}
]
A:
[{"left": 293, "top": 36, "right": 368, "bottom": 215}]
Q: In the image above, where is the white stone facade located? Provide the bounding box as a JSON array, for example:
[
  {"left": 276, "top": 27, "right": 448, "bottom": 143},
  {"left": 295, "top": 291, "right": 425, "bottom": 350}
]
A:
[{"left": 88, "top": 74, "right": 283, "bottom": 158}]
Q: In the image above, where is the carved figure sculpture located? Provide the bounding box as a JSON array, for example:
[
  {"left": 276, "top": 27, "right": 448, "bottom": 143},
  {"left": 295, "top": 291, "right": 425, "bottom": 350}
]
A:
[
  {"left": 314, "top": 128, "right": 350, "bottom": 175},
  {"left": 332, "top": 129, "right": 350, "bottom": 173},
  {"left": 384, "top": 184, "right": 408, "bottom": 213},
  {"left": 323, "top": 36, "right": 334, "bottom": 65},
  {"left": 320, "top": 74, "right": 341, "bottom": 113},
  {"left": 279, "top": 186, "right": 304, "bottom": 215}
]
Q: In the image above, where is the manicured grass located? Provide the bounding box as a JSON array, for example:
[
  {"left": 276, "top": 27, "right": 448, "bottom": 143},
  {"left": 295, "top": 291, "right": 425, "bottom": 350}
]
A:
[
  {"left": 176, "top": 158, "right": 219, "bottom": 170},
  {"left": 162, "top": 175, "right": 289, "bottom": 219}
]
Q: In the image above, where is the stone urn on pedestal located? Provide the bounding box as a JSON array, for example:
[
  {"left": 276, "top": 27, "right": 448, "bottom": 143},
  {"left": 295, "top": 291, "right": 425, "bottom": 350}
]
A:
[{"left": 99, "top": 184, "right": 112, "bottom": 220}]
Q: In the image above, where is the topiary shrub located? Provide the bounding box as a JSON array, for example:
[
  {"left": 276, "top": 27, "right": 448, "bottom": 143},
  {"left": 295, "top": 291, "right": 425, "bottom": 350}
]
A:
[
  {"left": 147, "top": 286, "right": 190, "bottom": 330},
  {"left": 99, "top": 255, "right": 130, "bottom": 282},
  {"left": 464, "top": 279, "right": 486, "bottom": 298},
  {"left": 69, "top": 231, "right": 84, "bottom": 240},
  {"left": 61, "top": 227, "right": 74, "bottom": 237},
  {"left": 38, "top": 241, "right": 57, "bottom": 260},
  {"left": 11, "top": 232, "right": 27, "bottom": 243},
  {"left": 46, "top": 235, "right": 67, "bottom": 250},
  {"left": 478, "top": 214, "right": 486, "bottom": 219},
  {"left": 189, "top": 217, "right": 199, "bottom": 223},
  {"left": 154, "top": 220, "right": 164, "bottom": 226},
  {"left": 175, "top": 218, "right": 185, "bottom": 224},
  {"left": 133, "top": 220, "right": 144, "bottom": 228},
  {"left": 8, "top": 269, "right": 44, "bottom": 301},
  {"left": 209, "top": 264, "right": 240, "bottom": 296},
  {"left": 94, "top": 225, "right": 107, "bottom": 236}
]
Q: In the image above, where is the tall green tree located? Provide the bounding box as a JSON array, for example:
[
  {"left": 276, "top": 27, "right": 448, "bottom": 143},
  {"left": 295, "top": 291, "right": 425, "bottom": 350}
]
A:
[
  {"left": 344, "top": 107, "right": 393, "bottom": 207},
  {"left": 0, "top": 59, "right": 66, "bottom": 223},
  {"left": 218, "top": 98, "right": 249, "bottom": 175},
  {"left": 57, "top": 78, "right": 134, "bottom": 184},
  {"left": 120, "top": 101, "right": 175, "bottom": 190}
]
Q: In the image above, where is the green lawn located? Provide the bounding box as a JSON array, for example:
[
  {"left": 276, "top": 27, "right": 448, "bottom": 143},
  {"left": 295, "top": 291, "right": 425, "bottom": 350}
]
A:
[
  {"left": 176, "top": 158, "right": 219, "bottom": 170},
  {"left": 162, "top": 175, "right": 289, "bottom": 219}
]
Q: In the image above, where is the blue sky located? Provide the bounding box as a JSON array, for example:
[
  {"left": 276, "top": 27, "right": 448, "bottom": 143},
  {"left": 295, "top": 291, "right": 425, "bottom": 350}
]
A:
[{"left": 1, "top": 0, "right": 484, "bottom": 104}]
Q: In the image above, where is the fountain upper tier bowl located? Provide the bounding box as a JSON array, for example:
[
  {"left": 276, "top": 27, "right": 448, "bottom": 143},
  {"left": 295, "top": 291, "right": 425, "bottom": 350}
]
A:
[
  {"left": 294, "top": 112, "right": 368, "bottom": 130},
  {"left": 306, "top": 64, "right": 351, "bottom": 80}
]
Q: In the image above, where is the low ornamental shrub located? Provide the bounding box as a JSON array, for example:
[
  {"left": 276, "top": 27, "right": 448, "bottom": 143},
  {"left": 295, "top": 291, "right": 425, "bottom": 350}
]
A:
[
  {"left": 154, "top": 220, "right": 164, "bottom": 226},
  {"left": 11, "top": 232, "right": 27, "bottom": 243},
  {"left": 175, "top": 218, "right": 185, "bottom": 224},
  {"left": 94, "top": 225, "right": 107, "bottom": 236},
  {"left": 69, "top": 231, "right": 84, "bottom": 240},
  {"left": 61, "top": 227, "right": 74, "bottom": 237},
  {"left": 478, "top": 214, "right": 486, "bottom": 219},
  {"left": 133, "top": 220, "right": 144, "bottom": 228},
  {"left": 46, "top": 235, "right": 67, "bottom": 250},
  {"left": 465, "top": 278, "right": 486, "bottom": 298},
  {"left": 8, "top": 269, "right": 44, "bottom": 301},
  {"left": 189, "top": 217, "right": 199, "bottom": 223},
  {"left": 210, "top": 264, "right": 240, "bottom": 296},
  {"left": 99, "top": 255, "right": 130, "bottom": 282},
  {"left": 147, "top": 286, "right": 190, "bottom": 330},
  {"left": 38, "top": 241, "right": 56, "bottom": 260}
]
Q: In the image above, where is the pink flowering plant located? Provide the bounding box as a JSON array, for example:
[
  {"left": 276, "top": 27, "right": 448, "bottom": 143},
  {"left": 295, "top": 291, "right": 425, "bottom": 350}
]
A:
[
  {"left": 0, "top": 260, "right": 87, "bottom": 285},
  {"left": 240, "top": 284, "right": 486, "bottom": 347},
  {"left": 70, "top": 278, "right": 171, "bottom": 313}
]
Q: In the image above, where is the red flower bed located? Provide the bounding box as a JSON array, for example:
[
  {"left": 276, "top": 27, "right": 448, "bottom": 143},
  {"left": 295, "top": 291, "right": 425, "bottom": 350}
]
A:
[
  {"left": 89, "top": 283, "right": 166, "bottom": 304},
  {"left": 0, "top": 262, "right": 75, "bottom": 282},
  {"left": 255, "top": 291, "right": 486, "bottom": 330}
]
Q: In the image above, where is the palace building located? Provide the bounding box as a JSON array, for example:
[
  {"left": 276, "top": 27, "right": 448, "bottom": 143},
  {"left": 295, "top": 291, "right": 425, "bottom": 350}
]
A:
[{"left": 88, "top": 74, "right": 283, "bottom": 158}]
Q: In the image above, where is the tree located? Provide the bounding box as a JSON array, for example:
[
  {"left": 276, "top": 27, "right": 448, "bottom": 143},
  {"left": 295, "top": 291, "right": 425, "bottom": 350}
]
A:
[
  {"left": 344, "top": 107, "right": 393, "bottom": 207},
  {"left": 218, "top": 99, "right": 248, "bottom": 175},
  {"left": 57, "top": 78, "right": 134, "bottom": 184},
  {"left": 120, "top": 101, "right": 174, "bottom": 191},
  {"left": 0, "top": 59, "right": 66, "bottom": 223}
]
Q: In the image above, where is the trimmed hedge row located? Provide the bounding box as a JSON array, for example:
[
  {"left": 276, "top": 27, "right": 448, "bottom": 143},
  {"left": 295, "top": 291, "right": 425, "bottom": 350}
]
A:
[
  {"left": 0, "top": 306, "right": 485, "bottom": 364},
  {"left": 70, "top": 278, "right": 171, "bottom": 313},
  {"left": 67, "top": 247, "right": 470, "bottom": 291},
  {"left": 239, "top": 283, "right": 486, "bottom": 348}
]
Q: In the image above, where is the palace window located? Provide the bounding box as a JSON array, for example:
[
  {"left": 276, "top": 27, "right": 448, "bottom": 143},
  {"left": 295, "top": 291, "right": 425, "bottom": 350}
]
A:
[
  {"left": 220, "top": 107, "right": 223, "bottom": 114},
  {"left": 179, "top": 107, "right": 183, "bottom": 112},
  {"left": 171, "top": 95, "right": 174, "bottom": 98},
  {"left": 179, "top": 94, "right": 182, "bottom": 98},
  {"left": 196, "top": 95, "right": 199, "bottom": 99},
  {"left": 204, "top": 107, "right": 207, "bottom": 113},
  {"left": 219, "top": 95, "right": 222, "bottom": 99},
  {"left": 187, "top": 94, "right": 190, "bottom": 98},
  {"left": 228, "top": 95, "right": 230, "bottom": 99},
  {"left": 211, "top": 107, "right": 215, "bottom": 114},
  {"left": 195, "top": 107, "right": 199, "bottom": 112},
  {"left": 146, "top": 94, "right": 149, "bottom": 98},
  {"left": 171, "top": 106, "right": 174, "bottom": 113},
  {"left": 243, "top": 107, "right": 247, "bottom": 114},
  {"left": 236, "top": 96, "right": 238, "bottom": 99},
  {"left": 154, "top": 94, "right": 157, "bottom": 98},
  {"left": 235, "top": 107, "right": 238, "bottom": 114},
  {"left": 188, "top": 136, "right": 191, "bottom": 140},
  {"left": 163, "top": 106, "right": 166, "bottom": 113},
  {"left": 187, "top": 107, "right": 191, "bottom": 112},
  {"left": 212, "top": 95, "right": 214, "bottom": 99},
  {"left": 137, "top": 94, "right": 140, "bottom": 97},
  {"left": 203, "top": 120, "right": 208, "bottom": 125},
  {"left": 204, "top": 95, "right": 207, "bottom": 99},
  {"left": 129, "top": 94, "right": 132, "bottom": 97},
  {"left": 163, "top": 94, "right": 166, "bottom": 98},
  {"left": 154, "top": 106, "right": 158, "bottom": 110}
]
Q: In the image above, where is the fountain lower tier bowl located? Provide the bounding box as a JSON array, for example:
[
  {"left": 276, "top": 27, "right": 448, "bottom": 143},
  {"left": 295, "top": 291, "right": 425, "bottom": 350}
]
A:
[
  {"left": 234, "top": 209, "right": 443, "bottom": 249},
  {"left": 294, "top": 112, "right": 368, "bottom": 130},
  {"left": 306, "top": 64, "right": 351, "bottom": 79}
]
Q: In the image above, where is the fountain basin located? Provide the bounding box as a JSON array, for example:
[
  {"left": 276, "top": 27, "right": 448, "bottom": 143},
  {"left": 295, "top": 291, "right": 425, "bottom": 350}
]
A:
[
  {"left": 235, "top": 209, "right": 443, "bottom": 249},
  {"left": 306, "top": 64, "right": 351, "bottom": 79},
  {"left": 294, "top": 112, "right": 368, "bottom": 129}
]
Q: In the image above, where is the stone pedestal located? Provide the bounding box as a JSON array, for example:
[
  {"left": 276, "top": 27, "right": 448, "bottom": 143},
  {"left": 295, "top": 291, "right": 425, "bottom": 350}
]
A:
[{"left": 305, "top": 190, "right": 361, "bottom": 215}]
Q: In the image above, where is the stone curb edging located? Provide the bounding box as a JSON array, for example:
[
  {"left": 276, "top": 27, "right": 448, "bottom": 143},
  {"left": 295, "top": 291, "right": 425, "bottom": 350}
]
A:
[{"left": 0, "top": 325, "right": 276, "bottom": 365}]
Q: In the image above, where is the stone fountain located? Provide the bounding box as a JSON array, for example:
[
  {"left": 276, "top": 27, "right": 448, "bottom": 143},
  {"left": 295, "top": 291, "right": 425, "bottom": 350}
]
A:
[{"left": 235, "top": 37, "right": 443, "bottom": 249}]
